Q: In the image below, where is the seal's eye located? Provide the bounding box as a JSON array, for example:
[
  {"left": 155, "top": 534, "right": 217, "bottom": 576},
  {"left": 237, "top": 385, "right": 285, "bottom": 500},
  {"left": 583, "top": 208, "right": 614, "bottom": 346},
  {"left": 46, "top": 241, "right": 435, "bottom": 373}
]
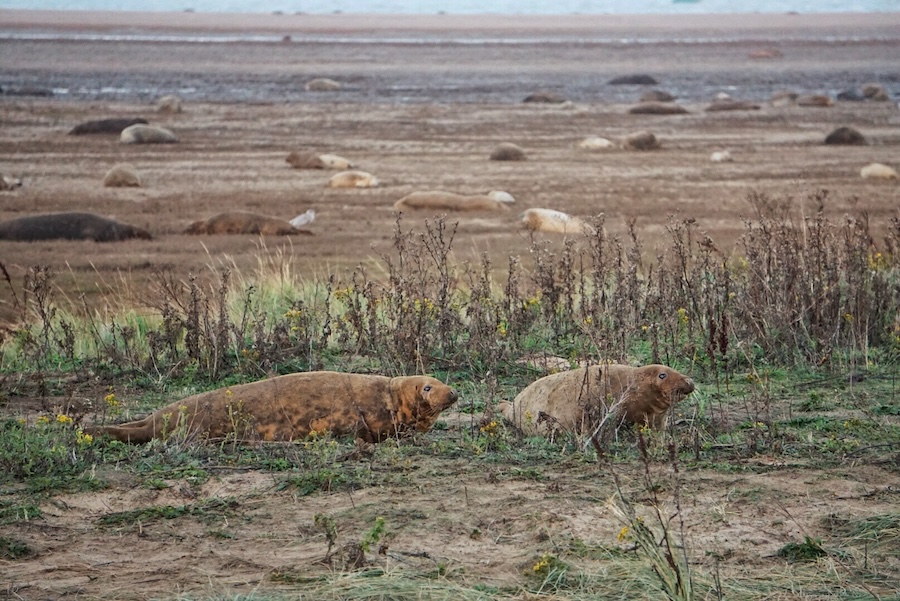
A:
[
  {"left": 658, "top": 372, "right": 667, "bottom": 380},
  {"left": 423, "top": 385, "right": 432, "bottom": 392}
]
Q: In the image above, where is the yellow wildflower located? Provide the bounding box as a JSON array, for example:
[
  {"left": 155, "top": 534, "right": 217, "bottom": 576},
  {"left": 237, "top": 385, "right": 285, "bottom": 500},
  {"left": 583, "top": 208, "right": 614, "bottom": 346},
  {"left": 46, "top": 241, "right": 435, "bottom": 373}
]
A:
[
  {"left": 617, "top": 526, "right": 629, "bottom": 541},
  {"left": 56, "top": 414, "right": 73, "bottom": 424}
]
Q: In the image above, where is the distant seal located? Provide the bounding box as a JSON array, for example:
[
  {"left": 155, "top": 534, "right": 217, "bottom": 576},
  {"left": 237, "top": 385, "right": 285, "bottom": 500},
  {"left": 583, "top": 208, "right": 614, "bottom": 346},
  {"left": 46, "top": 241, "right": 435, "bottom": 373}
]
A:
[
  {"left": 770, "top": 91, "right": 799, "bottom": 107},
  {"left": 319, "top": 154, "right": 356, "bottom": 169},
  {"left": 521, "top": 208, "right": 591, "bottom": 235},
  {"left": 748, "top": 48, "right": 783, "bottom": 59},
  {"left": 103, "top": 164, "right": 142, "bottom": 188},
  {"left": 285, "top": 151, "right": 356, "bottom": 170},
  {"left": 796, "top": 94, "right": 833, "bottom": 107},
  {"left": 705, "top": 100, "right": 761, "bottom": 112},
  {"left": 157, "top": 95, "right": 182, "bottom": 113},
  {"left": 621, "top": 131, "right": 660, "bottom": 151},
  {"left": 184, "top": 211, "right": 314, "bottom": 235},
  {"left": 710, "top": 150, "right": 733, "bottom": 163},
  {"left": 608, "top": 74, "right": 658, "bottom": 85},
  {"left": 286, "top": 151, "right": 327, "bottom": 169},
  {"left": 860, "top": 163, "right": 898, "bottom": 180},
  {"left": 326, "top": 170, "right": 379, "bottom": 188},
  {"left": 639, "top": 90, "right": 676, "bottom": 103},
  {"left": 489, "top": 142, "right": 526, "bottom": 161},
  {"left": 824, "top": 127, "right": 867, "bottom": 146},
  {"left": 0, "top": 212, "right": 151, "bottom": 242},
  {"left": 69, "top": 118, "right": 148, "bottom": 135},
  {"left": 498, "top": 364, "right": 695, "bottom": 439},
  {"left": 120, "top": 124, "right": 177, "bottom": 144},
  {"left": 578, "top": 137, "right": 615, "bottom": 150},
  {"left": 305, "top": 78, "right": 342, "bottom": 91},
  {"left": 88, "top": 372, "right": 459, "bottom": 444},
  {"left": 862, "top": 83, "right": 889, "bottom": 101},
  {"left": 393, "top": 190, "right": 514, "bottom": 212},
  {"left": 523, "top": 91, "right": 567, "bottom": 104},
  {"left": 628, "top": 102, "right": 688, "bottom": 115}
]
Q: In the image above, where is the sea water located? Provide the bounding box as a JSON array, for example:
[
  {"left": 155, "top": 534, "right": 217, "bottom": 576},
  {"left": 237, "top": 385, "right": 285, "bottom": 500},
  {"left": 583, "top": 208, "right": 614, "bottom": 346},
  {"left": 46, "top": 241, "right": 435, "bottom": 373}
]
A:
[{"left": 1, "top": 0, "right": 898, "bottom": 13}]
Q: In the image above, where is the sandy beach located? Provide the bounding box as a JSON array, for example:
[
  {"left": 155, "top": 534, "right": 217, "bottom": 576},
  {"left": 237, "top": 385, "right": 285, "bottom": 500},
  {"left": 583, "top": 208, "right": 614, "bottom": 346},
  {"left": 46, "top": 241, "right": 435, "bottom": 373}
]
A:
[{"left": 1, "top": 10, "right": 899, "bottom": 322}]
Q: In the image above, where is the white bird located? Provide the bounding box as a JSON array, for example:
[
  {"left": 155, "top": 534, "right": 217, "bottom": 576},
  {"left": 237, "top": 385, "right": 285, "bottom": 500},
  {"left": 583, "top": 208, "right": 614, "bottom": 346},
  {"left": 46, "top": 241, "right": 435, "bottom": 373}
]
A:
[{"left": 289, "top": 209, "right": 316, "bottom": 229}]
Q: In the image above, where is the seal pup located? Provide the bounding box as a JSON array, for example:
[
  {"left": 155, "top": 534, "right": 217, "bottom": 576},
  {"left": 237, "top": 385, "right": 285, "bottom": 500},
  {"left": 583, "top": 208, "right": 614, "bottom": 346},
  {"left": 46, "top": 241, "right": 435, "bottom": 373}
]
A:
[
  {"left": 860, "top": 163, "right": 898, "bottom": 180},
  {"left": 103, "top": 164, "right": 142, "bottom": 188},
  {"left": 306, "top": 78, "right": 342, "bottom": 91},
  {"left": 120, "top": 124, "right": 177, "bottom": 144},
  {"left": 0, "top": 212, "right": 151, "bottom": 242},
  {"left": 69, "top": 117, "right": 148, "bottom": 135},
  {"left": 88, "top": 372, "right": 459, "bottom": 444},
  {"left": 521, "top": 208, "right": 592, "bottom": 235},
  {"left": 498, "top": 363, "right": 695, "bottom": 438},
  {"left": 157, "top": 94, "right": 182, "bottom": 113},
  {"left": 184, "top": 211, "right": 314, "bottom": 235},
  {"left": 393, "top": 190, "right": 514, "bottom": 212},
  {"left": 326, "top": 170, "right": 379, "bottom": 188},
  {"left": 710, "top": 150, "right": 733, "bottom": 163},
  {"left": 578, "top": 137, "right": 615, "bottom": 150}
]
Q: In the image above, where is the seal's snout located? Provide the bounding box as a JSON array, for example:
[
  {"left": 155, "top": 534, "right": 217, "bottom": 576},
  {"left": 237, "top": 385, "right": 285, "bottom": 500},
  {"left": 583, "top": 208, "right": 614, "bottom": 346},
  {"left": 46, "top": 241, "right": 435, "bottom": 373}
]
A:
[
  {"left": 447, "top": 388, "right": 459, "bottom": 406},
  {"left": 682, "top": 377, "right": 695, "bottom": 394}
]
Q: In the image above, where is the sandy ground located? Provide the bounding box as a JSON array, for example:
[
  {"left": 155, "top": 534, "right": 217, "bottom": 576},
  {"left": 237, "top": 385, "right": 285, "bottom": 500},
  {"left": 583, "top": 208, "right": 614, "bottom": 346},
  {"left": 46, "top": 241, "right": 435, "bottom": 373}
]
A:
[{"left": 1, "top": 11, "right": 900, "bottom": 599}]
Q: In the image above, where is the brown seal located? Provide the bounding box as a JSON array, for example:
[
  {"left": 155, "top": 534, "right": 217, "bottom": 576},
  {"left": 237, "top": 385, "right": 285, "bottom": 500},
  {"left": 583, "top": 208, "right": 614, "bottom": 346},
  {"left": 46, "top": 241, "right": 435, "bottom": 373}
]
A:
[
  {"left": 0, "top": 212, "right": 151, "bottom": 242},
  {"left": 184, "top": 211, "right": 312, "bottom": 235},
  {"left": 489, "top": 143, "right": 526, "bottom": 161},
  {"left": 621, "top": 131, "right": 660, "bottom": 150},
  {"left": 88, "top": 372, "right": 458, "bottom": 444},
  {"left": 498, "top": 364, "right": 694, "bottom": 438}
]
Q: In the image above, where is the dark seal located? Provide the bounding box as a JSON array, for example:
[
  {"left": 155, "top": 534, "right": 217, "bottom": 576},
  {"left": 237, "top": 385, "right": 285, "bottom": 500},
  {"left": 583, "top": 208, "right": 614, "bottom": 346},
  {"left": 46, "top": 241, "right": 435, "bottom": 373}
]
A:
[
  {"left": 69, "top": 118, "right": 149, "bottom": 135},
  {"left": 0, "top": 212, "right": 152, "bottom": 242}
]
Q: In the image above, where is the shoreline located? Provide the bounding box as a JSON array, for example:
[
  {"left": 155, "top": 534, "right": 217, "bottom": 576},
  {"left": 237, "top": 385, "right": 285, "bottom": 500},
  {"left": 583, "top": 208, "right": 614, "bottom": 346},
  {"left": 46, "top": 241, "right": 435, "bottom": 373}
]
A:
[{"left": 2, "top": 9, "right": 900, "bottom": 41}]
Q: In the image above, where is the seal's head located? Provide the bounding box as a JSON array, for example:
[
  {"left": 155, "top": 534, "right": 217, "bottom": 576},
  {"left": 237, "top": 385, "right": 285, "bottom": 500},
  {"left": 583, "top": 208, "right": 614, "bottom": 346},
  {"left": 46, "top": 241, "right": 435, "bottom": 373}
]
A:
[
  {"left": 392, "top": 376, "right": 458, "bottom": 433},
  {"left": 620, "top": 364, "right": 695, "bottom": 426}
]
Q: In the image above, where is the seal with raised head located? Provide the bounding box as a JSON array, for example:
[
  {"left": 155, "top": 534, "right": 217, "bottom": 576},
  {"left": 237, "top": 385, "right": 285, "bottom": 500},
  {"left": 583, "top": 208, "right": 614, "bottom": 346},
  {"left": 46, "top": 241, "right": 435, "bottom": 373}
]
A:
[
  {"left": 498, "top": 364, "right": 694, "bottom": 439},
  {"left": 0, "top": 212, "right": 151, "bottom": 242},
  {"left": 88, "top": 372, "right": 459, "bottom": 444},
  {"left": 183, "top": 211, "right": 313, "bottom": 235}
]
